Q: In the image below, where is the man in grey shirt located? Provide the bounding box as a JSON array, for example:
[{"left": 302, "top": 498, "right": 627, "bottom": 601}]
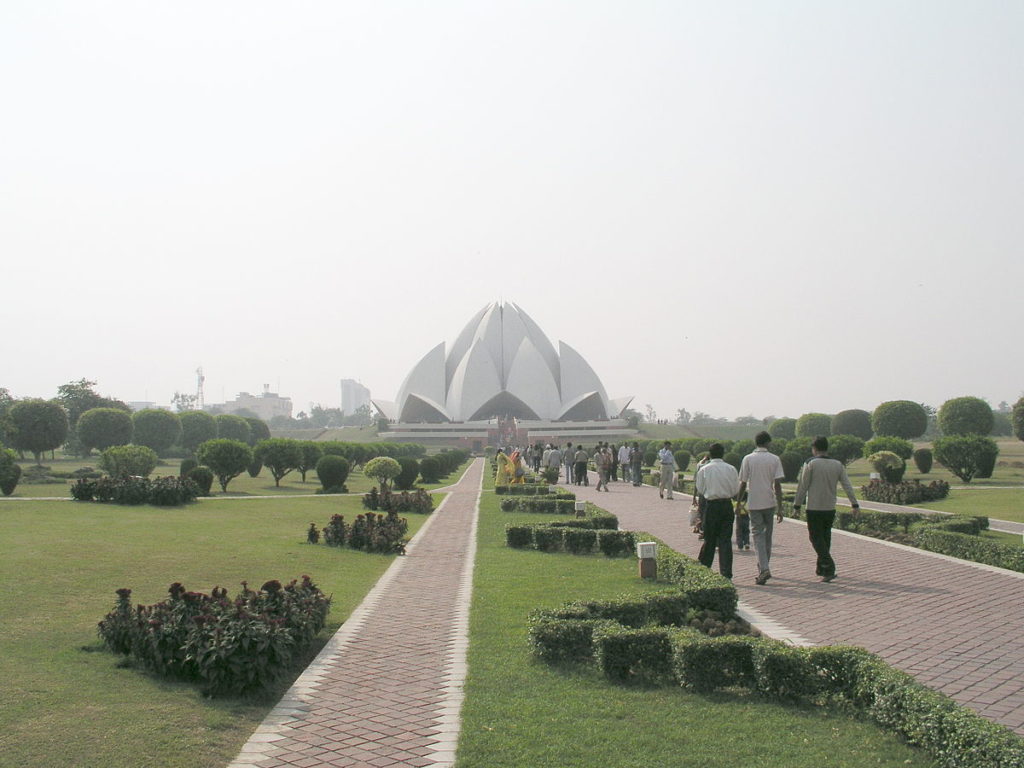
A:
[{"left": 793, "top": 436, "right": 860, "bottom": 583}]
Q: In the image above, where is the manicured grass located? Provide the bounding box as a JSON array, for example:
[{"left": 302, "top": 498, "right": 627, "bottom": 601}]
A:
[
  {"left": 912, "top": 487, "right": 1024, "bottom": 524},
  {"left": 456, "top": 482, "right": 932, "bottom": 767},
  {"left": 0, "top": 493, "right": 433, "bottom": 768}
]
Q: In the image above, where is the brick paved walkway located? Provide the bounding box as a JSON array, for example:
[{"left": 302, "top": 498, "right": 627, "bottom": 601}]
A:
[
  {"left": 569, "top": 475, "right": 1024, "bottom": 735},
  {"left": 229, "top": 458, "right": 484, "bottom": 768}
]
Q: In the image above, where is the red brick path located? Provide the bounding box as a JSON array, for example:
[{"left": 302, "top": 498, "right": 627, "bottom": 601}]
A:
[
  {"left": 229, "top": 459, "right": 484, "bottom": 768},
  {"left": 570, "top": 474, "right": 1024, "bottom": 735}
]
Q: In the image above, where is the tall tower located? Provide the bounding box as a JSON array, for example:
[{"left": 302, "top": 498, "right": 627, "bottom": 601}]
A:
[{"left": 196, "top": 367, "right": 205, "bottom": 410}]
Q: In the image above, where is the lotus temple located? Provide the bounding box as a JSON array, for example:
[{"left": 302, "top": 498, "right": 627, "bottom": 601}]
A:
[{"left": 373, "top": 302, "right": 636, "bottom": 449}]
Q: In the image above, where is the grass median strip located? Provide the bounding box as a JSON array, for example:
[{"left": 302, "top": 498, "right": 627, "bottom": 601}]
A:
[{"left": 456, "top": 485, "right": 933, "bottom": 768}]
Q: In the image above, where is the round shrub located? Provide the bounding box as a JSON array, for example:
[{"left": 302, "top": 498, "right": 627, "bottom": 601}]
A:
[
  {"left": 419, "top": 457, "right": 441, "bottom": 483},
  {"left": 247, "top": 458, "right": 263, "bottom": 478},
  {"left": 316, "top": 454, "right": 351, "bottom": 492},
  {"left": 673, "top": 450, "right": 691, "bottom": 474},
  {"left": 768, "top": 418, "right": 797, "bottom": 440},
  {"left": 364, "top": 456, "right": 402, "bottom": 490},
  {"left": 872, "top": 401, "right": 927, "bottom": 439},
  {"left": 824, "top": 435, "right": 865, "bottom": 466},
  {"left": 0, "top": 448, "right": 22, "bottom": 496},
  {"left": 779, "top": 452, "right": 804, "bottom": 483},
  {"left": 795, "top": 413, "right": 831, "bottom": 438},
  {"left": 937, "top": 396, "right": 994, "bottom": 436},
  {"left": 393, "top": 458, "right": 420, "bottom": 490},
  {"left": 187, "top": 466, "right": 214, "bottom": 495},
  {"left": 101, "top": 444, "right": 159, "bottom": 477},
  {"left": 975, "top": 446, "right": 998, "bottom": 479},
  {"left": 830, "top": 409, "right": 873, "bottom": 441},
  {"left": 933, "top": 435, "right": 999, "bottom": 484},
  {"left": 179, "top": 457, "right": 199, "bottom": 476},
  {"left": 863, "top": 436, "right": 914, "bottom": 461},
  {"left": 723, "top": 452, "right": 742, "bottom": 472},
  {"left": 214, "top": 413, "right": 251, "bottom": 443},
  {"left": 244, "top": 417, "right": 271, "bottom": 446},
  {"left": 77, "top": 407, "right": 134, "bottom": 452},
  {"left": 730, "top": 440, "right": 755, "bottom": 459},
  {"left": 913, "top": 448, "right": 933, "bottom": 474},
  {"left": 643, "top": 450, "right": 657, "bottom": 468},
  {"left": 131, "top": 409, "right": 182, "bottom": 454},
  {"left": 868, "top": 451, "right": 906, "bottom": 483},
  {"left": 784, "top": 437, "right": 814, "bottom": 463},
  {"left": 179, "top": 411, "right": 217, "bottom": 455}
]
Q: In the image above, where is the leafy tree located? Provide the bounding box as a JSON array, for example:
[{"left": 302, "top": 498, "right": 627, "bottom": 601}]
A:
[
  {"left": 77, "top": 407, "right": 134, "bottom": 452},
  {"left": 937, "top": 396, "right": 994, "bottom": 437},
  {"left": 196, "top": 439, "right": 253, "bottom": 492},
  {"left": 56, "top": 379, "right": 129, "bottom": 428},
  {"left": 863, "top": 436, "right": 914, "bottom": 461},
  {"left": 132, "top": 409, "right": 182, "bottom": 454},
  {"left": 100, "top": 444, "right": 159, "bottom": 477},
  {"left": 363, "top": 456, "right": 401, "bottom": 491},
  {"left": 795, "top": 413, "right": 831, "bottom": 438},
  {"left": 244, "top": 417, "right": 271, "bottom": 446},
  {"left": 0, "top": 388, "right": 15, "bottom": 447},
  {"left": 674, "top": 408, "right": 692, "bottom": 425},
  {"left": 171, "top": 391, "right": 197, "bottom": 412},
  {"left": 871, "top": 401, "right": 927, "bottom": 439},
  {"left": 253, "top": 438, "right": 302, "bottom": 486},
  {"left": 1013, "top": 396, "right": 1024, "bottom": 443},
  {"left": 768, "top": 417, "right": 797, "bottom": 440},
  {"left": 0, "top": 448, "right": 22, "bottom": 496},
  {"left": 215, "top": 413, "right": 251, "bottom": 444},
  {"left": 990, "top": 411, "right": 1013, "bottom": 437},
  {"left": 825, "top": 434, "right": 865, "bottom": 466},
  {"left": 9, "top": 399, "right": 69, "bottom": 464},
  {"left": 297, "top": 441, "right": 324, "bottom": 482},
  {"left": 393, "top": 457, "right": 420, "bottom": 490},
  {"left": 830, "top": 409, "right": 873, "bottom": 441},
  {"left": 933, "top": 435, "right": 999, "bottom": 484},
  {"left": 180, "top": 411, "right": 217, "bottom": 455}
]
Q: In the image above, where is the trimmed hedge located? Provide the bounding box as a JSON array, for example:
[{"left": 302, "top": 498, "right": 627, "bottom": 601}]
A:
[
  {"left": 504, "top": 523, "right": 634, "bottom": 557},
  {"left": 913, "top": 528, "right": 1024, "bottom": 573},
  {"left": 652, "top": 534, "right": 737, "bottom": 615},
  {"left": 495, "top": 484, "right": 550, "bottom": 495},
  {"left": 499, "top": 496, "right": 577, "bottom": 515},
  {"left": 860, "top": 479, "right": 950, "bottom": 505}
]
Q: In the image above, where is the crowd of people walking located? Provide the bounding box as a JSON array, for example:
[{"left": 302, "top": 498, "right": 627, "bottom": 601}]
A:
[{"left": 497, "top": 430, "right": 860, "bottom": 587}]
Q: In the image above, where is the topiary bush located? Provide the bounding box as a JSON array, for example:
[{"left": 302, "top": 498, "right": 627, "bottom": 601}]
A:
[
  {"left": 187, "top": 466, "right": 215, "bottom": 496},
  {"left": 830, "top": 409, "right": 873, "bottom": 441},
  {"left": 779, "top": 452, "right": 804, "bottom": 483},
  {"left": 316, "top": 454, "right": 351, "bottom": 493},
  {"left": 913, "top": 447, "right": 932, "bottom": 474},
  {"left": 868, "top": 451, "right": 906, "bottom": 483},
  {"left": 768, "top": 418, "right": 797, "bottom": 440},
  {"left": 393, "top": 457, "right": 420, "bottom": 490},
  {"left": 419, "top": 456, "right": 441, "bottom": 483},
  {"left": 872, "top": 400, "right": 928, "bottom": 439},
  {"left": 672, "top": 450, "right": 691, "bottom": 473},
  {"left": 0, "top": 448, "right": 23, "bottom": 496},
  {"left": 132, "top": 409, "right": 182, "bottom": 454},
  {"left": 364, "top": 456, "right": 402, "bottom": 491},
  {"left": 826, "top": 435, "right": 866, "bottom": 466},
  {"left": 196, "top": 439, "right": 253, "bottom": 492},
  {"left": 795, "top": 412, "right": 831, "bottom": 438},
  {"left": 179, "top": 457, "right": 198, "bottom": 477},
  {"left": 938, "top": 396, "right": 994, "bottom": 437},
  {"left": 863, "top": 436, "right": 914, "bottom": 461},
  {"left": 933, "top": 435, "right": 999, "bottom": 483},
  {"left": 100, "top": 444, "right": 159, "bottom": 477},
  {"left": 76, "top": 407, "right": 134, "bottom": 452}
]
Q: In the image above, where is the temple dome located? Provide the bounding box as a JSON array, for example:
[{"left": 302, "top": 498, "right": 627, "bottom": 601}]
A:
[{"left": 373, "top": 302, "right": 631, "bottom": 423}]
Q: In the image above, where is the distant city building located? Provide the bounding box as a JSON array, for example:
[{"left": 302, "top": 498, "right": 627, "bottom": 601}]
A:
[
  {"left": 340, "top": 379, "right": 371, "bottom": 416},
  {"left": 214, "top": 385, "right": 293, "bottom": 421}
]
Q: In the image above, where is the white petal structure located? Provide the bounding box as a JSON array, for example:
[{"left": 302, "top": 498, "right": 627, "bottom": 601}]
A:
[{"left": 375, "top": 302, "right": 632, "bottom": 423}]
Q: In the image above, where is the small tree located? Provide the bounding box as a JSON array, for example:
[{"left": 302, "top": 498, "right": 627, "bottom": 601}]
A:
[
  {"left": 863, "top": 436, "right": 914, "bottom": 461},
  {"left": 673, "top": 450, "right": 691, "bottom": 474},
  {"left": 830, "top": 409, "right": 873, "bottom": 441},
  {"left": 179, "top": 411, "right": 217, "bottom": 455},
  {"left": 768, "top": 417, "right": 797, "bottom": 440},
  {"left": 913, "top": 447, "right": 933, "bottom": 474},
  {"left": 77, "top": 407, "right": 134, "bottom": 452},
  {"left": 364, "top": 456, "right": 401, "bottom": 492},
  {"left": 132, "top": 409, "right": 182, "bottom": 454},
  {"left": 196, "top": 439, "right": 253, "bottom": 492},
  {"left": 825, "top": 435, "right": 865, "bottom": 466},
  {"left": 215, "top": 414, "right": 251, "bottom": 444},
  {"left": 393, "top": 457, "right": 420, "bottom": 490},
  {"left": 868, "top": 451, "right": 905, "bottom": 483},
  {"left": 871, "top": 401, "right": 927, "bottom": 439},
  {"left": 937, "top": 396, "right": 994, "bottom": 437},
  {"left": 244, "top": 417, "right": 271, "bottom": 446},
  {"left": 419, "top": 457, "right": 441, "bottom": 483},
  {"left": 9, "top": 399, "right": 69, "bottom": 464},
  {"left": 253, "top": 438, "right": 302, "bottom": 487},
  {"left": 1013, "top": 396, "right": 1024, "bottom": 443},
  {"left": 932, "top": 435, "right": 999, "bottom": 484},
  {"left": 795, "top": 413, "right": 831, "bottom": 438},
  {"left": 296, "top": 442, "right": 324, "bottom": 482},
  {"left": 101, "top": 445, "right": 159, "bottom": 477}
]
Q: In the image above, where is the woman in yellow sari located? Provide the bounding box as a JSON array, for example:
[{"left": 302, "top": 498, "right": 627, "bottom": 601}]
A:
[
  {"left": 509, "top": 450, "right": 526, "bottom": 484},
  {"left": 495, "top": 449, "right": 513, "bottom": 485}
]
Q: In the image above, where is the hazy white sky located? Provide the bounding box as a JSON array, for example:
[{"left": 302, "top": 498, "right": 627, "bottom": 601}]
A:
[{"left": 2, "top": 1, "right": 1022, "bottom": 421}]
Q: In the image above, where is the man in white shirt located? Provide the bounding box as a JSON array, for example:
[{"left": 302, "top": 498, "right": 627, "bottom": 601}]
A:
[
  {"left": 694, "top": 443, "right": 741, "bottom": 579},
  {"left": 657, "top": 441, "right": 676, "bottom": 499},
  {"left": 737, "top": 431, "right": 785, "bottom": 585},
  {"left": 617, "top": 443, "right": 632, "bottom": 484}
]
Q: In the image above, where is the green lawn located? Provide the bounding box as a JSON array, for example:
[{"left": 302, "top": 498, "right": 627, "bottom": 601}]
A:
[
  {"left": 0, "top": 493, "right": 431, "bottom": 768},
  {"left": 456, "top": 480, "right": 933, "bottom": 767}
]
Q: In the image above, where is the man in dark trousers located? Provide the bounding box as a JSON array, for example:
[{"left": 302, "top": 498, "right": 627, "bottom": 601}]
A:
[
  {"left": 793, "top": 436, "right": 860, "bottom": 583},
  {"left": 694, "top": 443, "right": 740, "bottom": 580}
]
